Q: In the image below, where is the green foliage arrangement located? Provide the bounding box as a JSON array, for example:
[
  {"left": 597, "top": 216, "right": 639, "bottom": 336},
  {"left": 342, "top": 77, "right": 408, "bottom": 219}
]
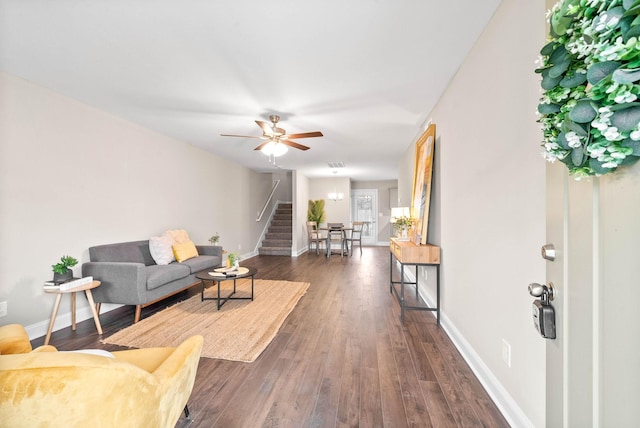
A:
[
  {"left": 537, "top": 0, "right": 640, "bottom": 177},
  {"left": 307, "top": 199, "right": 326, "bottom": 225},
  {"left": 52, "top": 255, "right": 78, "bottom": 274},
  {"left": 227, "top": 252, "right": 239, "bottom": 266},
  {"left": 393, "top": 216, "right": 415, "bottom": 233},
  {"left": 208, "top": 232, "right": 220, "bottom": 245}
]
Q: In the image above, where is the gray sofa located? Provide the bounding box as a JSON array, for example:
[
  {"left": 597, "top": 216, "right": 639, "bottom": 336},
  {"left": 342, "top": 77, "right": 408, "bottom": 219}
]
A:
[{"left": 82, "top": 240, "right": 223, "bottom": 323}]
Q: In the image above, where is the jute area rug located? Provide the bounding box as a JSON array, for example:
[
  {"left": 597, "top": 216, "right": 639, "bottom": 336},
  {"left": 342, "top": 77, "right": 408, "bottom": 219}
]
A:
[{"left": 102, "top": 279, "right": 310, "bottom": 362}]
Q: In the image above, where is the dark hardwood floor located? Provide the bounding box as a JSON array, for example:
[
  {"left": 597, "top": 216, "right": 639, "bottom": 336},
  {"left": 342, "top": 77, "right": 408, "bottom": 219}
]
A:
[{"left": 34, "top": 247, "right": 509, "bottom": 428}]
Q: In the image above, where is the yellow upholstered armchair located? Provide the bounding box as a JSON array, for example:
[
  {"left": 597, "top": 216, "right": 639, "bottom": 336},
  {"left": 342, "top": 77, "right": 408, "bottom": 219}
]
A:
[
  {"left": 0, "top": 323, "right": 56, "bottom": 354},
  {"left": 0, "top": 326, "right": 203, "bottom": 428}
]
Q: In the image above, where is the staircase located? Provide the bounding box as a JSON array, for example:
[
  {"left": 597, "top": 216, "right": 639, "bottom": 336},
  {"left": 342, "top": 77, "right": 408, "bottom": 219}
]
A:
[{"left": 258, "top": 203, "right": 292, "bottom": 256}]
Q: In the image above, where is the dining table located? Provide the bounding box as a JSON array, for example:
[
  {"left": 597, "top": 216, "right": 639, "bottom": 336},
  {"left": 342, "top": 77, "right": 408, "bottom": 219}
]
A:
[{"left": 318, "top": 224, "right": 352, "bottom": 257}]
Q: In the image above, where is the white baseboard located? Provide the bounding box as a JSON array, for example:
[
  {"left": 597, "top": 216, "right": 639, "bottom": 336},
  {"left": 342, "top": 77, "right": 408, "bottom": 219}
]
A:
[
  {"left": 400, "top": 268, "right": 534, "bottom": 428},
  {"left": 26, "top": 303, "right": 122, "bottom": 341}
]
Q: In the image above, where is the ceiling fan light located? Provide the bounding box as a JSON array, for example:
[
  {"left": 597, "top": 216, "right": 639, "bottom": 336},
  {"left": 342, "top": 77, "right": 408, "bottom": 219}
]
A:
[{"left": 261, "top": 141, "right": 288, "bottom": 157}]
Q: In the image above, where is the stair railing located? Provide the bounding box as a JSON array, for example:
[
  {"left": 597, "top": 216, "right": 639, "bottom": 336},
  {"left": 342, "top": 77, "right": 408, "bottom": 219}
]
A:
[{"left": 256, "top": 180, "right": 280, "bottom": 222}]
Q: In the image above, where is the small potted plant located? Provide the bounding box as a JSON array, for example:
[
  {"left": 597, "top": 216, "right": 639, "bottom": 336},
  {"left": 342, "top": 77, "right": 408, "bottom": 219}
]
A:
[
  {"left": 208, "top": 232, "right": 220, "bottom": 245},
  {"left": 226, "top": 252, "right": 239, "bottom": 269},
  {"left": 52, "top": 255, "right": 78, "bottom": 282},
  {"left": 393, "top": 216, "right": 415, "bottom": 240}
]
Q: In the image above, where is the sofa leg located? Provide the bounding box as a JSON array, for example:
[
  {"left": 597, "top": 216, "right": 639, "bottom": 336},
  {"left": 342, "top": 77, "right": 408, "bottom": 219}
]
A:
[
  {"left": 184, "top": 405, "right": 190, "bottom": 419},
  {"left": 134, "top": 305, "right": 142, "bottom": 323}
]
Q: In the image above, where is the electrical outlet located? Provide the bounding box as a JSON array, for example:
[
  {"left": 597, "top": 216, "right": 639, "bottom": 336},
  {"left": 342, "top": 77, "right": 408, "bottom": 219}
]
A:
[
  {"left": 502, "top": 339, "right": 511, "bottom": 367},
  {"left": 0, "top": 301, "right": 7, "bottom": 317}
]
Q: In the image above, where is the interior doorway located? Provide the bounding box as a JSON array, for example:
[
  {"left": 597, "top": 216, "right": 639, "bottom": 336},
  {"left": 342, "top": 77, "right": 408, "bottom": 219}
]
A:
[{"left": 351, "top": 189, "right": 378, "bottom": 245}]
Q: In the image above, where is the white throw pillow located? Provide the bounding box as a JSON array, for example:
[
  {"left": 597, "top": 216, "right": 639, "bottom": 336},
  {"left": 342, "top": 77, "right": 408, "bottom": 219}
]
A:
[
  {"left": 61, "top": 349, "right": 115, "bottom": 358},
  {"left": 149, "top": 235, "right": 175, "bottom": 265},
  {"left": 162, "top": 229, "right": 190, "bottom": 244}
]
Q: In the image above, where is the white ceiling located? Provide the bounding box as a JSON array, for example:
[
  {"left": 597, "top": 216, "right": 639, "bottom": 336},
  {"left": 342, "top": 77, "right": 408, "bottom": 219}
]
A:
[{"left": 0, "top": 0, "right": 501, "bottom": 180}]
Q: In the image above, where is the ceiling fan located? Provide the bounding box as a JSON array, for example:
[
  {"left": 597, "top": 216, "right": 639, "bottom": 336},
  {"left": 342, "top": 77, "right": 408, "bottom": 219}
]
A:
[{"left": 221, "top": 115, "right": 323, "bottom": 156}]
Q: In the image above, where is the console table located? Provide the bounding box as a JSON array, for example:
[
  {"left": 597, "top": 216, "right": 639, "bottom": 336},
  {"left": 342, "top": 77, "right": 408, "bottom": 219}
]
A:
[{"left": 389, "top": 238, "right": 441, "bottom": 323}]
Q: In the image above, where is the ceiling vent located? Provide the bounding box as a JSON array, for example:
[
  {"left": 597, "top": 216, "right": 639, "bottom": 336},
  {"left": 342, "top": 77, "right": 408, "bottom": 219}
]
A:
[{"left": 327, "top": 161, "right": 345, "bottom": 169}]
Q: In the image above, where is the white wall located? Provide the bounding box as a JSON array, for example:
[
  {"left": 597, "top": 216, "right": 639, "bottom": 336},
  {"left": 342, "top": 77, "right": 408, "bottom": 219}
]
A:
[
  {"left": 397, "top": 0, "right": 547, "bottom": 426},
  {"left": 0, "top": 72, "right": 268, "bottom": 330},
  {"left": 292, "top": 171, "right": 310, "bottom": 255},
  {"left": 308, "top": 176, "right": 351, "bottom": 226}
]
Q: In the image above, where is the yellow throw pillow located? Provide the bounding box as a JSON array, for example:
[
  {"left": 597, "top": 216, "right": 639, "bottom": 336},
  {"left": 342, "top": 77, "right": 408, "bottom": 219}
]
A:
[{"left": 172, "top": 240, "right": 199, "bottom": 263}]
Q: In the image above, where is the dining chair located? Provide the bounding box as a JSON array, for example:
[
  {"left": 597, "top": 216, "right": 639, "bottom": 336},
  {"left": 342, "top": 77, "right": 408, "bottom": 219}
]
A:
[
  {"left": 326, "top": 222, "right": 346, "bottom": 257},
  {"left": 306, "top": 221, "right": 324, "bottom": 255},
  {"left": 344, "top": 221, "right": 364, "bottom": 255}
]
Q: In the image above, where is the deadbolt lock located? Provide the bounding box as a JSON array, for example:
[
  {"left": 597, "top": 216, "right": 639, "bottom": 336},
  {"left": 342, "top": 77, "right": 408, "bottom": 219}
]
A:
[{"left": 541, "top": 244, "right": 556, "bottom": 261}]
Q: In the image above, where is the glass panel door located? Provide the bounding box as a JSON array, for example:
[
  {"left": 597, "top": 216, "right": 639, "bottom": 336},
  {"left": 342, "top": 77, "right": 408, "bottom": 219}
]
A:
[{"left": 351, "top": 189, "right": 378, "bottom": 245}]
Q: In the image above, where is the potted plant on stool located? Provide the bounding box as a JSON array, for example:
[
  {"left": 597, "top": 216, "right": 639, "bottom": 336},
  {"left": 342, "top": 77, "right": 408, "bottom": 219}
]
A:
[{"left": 52, "top": 255, "right": 78, "bottom": 283}]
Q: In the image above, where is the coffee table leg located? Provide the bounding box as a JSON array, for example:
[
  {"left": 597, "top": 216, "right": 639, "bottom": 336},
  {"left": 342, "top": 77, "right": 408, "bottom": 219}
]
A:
[
  {"left": 251, "top": 276, "right": 254, "bottom": 301},
  {"left": 45, "top": 293, "right": 63, "bottom": 345},
  {"left": 217, "top": 279, "right": 221, "bottom": 310}
]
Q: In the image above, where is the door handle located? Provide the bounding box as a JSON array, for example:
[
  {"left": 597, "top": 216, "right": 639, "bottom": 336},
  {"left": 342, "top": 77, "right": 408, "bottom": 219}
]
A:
[{"left": 528, "top": 282, "right": 555, "bottom": 303}]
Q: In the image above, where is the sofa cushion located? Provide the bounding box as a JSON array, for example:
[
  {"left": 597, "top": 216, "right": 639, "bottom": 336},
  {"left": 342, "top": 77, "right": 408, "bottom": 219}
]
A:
[
  {"left": 179, "top": 255, "right": 219, "bottom": 274},
  {"left": 172, "top": 240, "right": 199, "bottom": 263},
  {"left": 145, "top": 264, "right": 190, "bottom": 290},
  {"left": 149, "top": 236, "right": 175, "bottom": 265},
  {"left": 89, "top": 241, "right": 155, "bottom": 266},
  {"left": 162, "top": 229, "right": 190, "bottom": 245}
]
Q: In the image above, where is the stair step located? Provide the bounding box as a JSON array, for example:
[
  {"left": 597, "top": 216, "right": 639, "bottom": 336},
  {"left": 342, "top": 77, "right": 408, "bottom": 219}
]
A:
[
  {"left": 265, "top": 233, "right": 291, "bottom": 240},
  {"left": 262, "top": 239, "right": 292, "bottom": 248},
  {"left": 259, "top": 247, "right": 291, "bottom": 256},
  {"left": 271, "top": 220, "right": 292, "bottom": 227},
  {"left": 268, "top": 226, "right": 291, "bottom": 233},
  {"left": 273, "top": 216, "right": 292, "bottom": 222}
]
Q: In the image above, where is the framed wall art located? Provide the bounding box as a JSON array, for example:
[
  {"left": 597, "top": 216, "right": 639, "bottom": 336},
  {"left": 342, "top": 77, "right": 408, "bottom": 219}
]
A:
[{"left": 411, "top": 124, "right": 436, "bottom": 245}]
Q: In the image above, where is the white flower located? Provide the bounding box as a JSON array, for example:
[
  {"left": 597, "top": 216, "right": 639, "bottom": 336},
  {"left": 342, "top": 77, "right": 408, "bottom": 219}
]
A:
[
  {"left": 591, "top": 119, "right": 609, "bottom": 130},
  {"left": 542, "top": 151, "right": 558, "bottom": 162},
  {"left": 602, "top": 161, "right": 618, "bottom": 168},
  {"left": 614, "top": 91, "right": 637, "bottom": 104},
  {"left": 598, "top": 106, "right": 613, "bottom": 118},
  {"left": 603, "top": 127, "right": 622, "bottom": 141},
  {"left": 630, "top": 130, "right": 640, "bottom": 141},
  {"left": 606, "top": 82, "right": 619, "bottom": 94},
  {"left": 587, "top": 146, "right": 607, "bottom": 156},
  {"left": 610, "top": 151, "right": 626, "bottom": 159},
  {"left": 565, "top": 131, "right": 582, "bottom": 148}
]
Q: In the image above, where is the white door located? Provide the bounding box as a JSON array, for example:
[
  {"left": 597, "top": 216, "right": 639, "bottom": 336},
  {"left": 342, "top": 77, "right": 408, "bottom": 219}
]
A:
[
  {"left": 351, "top": 189, "right": 378, "bottom": 245},
  {"left": 545, "top": 161, "right": 640, "bottom": 427}
]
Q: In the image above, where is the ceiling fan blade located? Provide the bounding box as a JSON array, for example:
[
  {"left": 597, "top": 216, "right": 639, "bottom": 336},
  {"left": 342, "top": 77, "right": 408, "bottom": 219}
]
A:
[
  {"left": 281, "top": 139, "right": 310, "bottom": 151},
  {"left": 255, "top": 120, "right": 274, "bottom": 136},
  {"left": 253, "top": 141, "right": 271, "bottom": 151},
  {"left": 220, "top": 133, "right": 264, "bottom": 139},
  {"left": 284, "top": 131, "right": 323, "bottom": 139}
]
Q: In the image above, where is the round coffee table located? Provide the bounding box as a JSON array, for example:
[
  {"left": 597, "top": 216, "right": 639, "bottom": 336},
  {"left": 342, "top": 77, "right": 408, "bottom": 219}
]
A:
[{"left": 195, "top": 266, "right": 257, "bottom": 310}]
